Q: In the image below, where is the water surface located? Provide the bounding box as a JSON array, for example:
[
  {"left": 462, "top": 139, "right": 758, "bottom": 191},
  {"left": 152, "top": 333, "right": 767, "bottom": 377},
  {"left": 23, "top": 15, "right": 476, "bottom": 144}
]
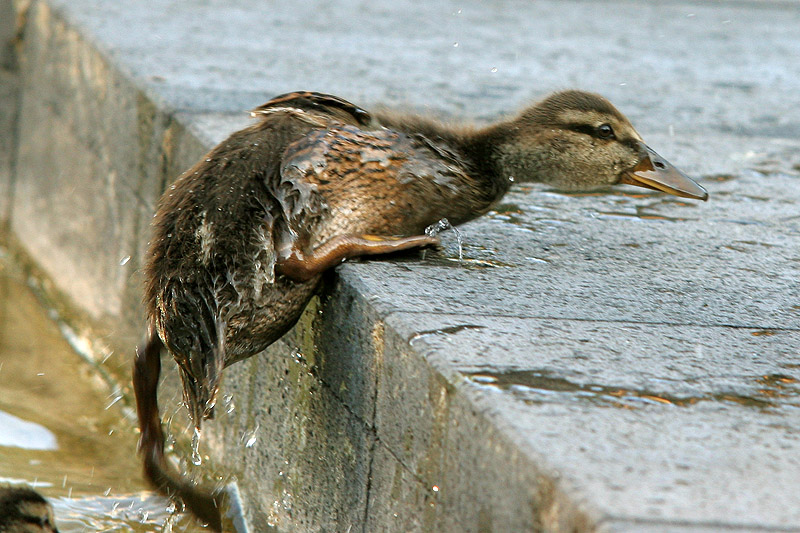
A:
[{"left": 0, "top": 254, "right": 202, "bottom": 531}]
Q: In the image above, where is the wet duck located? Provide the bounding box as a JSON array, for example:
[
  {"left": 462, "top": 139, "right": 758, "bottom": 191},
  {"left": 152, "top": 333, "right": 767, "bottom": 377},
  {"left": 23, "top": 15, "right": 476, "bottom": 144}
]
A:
[
  {"left": 0, "top": 486, "right": 59, "bottom": 533},
  {"left": 133, "top": 89, "right": 708, "bottom": 529}
]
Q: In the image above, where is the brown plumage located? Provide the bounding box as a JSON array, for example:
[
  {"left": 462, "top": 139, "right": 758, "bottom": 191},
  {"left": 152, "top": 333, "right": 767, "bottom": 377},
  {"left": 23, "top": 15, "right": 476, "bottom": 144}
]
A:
[
  {"left": 0, "top": 487, "right": 58, "bottom": 533},
  {"left": 133, "top": 89, "right": 707, "bottom": 529}
]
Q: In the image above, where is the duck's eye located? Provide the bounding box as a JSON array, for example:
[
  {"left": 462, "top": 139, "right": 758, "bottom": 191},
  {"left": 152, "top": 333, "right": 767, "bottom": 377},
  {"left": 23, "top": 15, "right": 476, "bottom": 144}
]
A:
[{"left": 596, "top": 124, "right": 615, "bottom": 139}]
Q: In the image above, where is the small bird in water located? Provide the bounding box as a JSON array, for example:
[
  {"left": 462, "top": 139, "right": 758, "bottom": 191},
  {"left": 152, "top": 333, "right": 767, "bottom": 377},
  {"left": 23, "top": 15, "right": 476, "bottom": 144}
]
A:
[
  {"left": 0, "top": 486, "right": 59, "bottom": 533},
  {"left": 133, "top": 90, "right": 708, "bottom": 529}
]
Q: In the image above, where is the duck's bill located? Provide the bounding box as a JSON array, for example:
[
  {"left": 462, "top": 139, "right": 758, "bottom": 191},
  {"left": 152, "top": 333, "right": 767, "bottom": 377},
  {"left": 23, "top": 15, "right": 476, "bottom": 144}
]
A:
[{"left": 620, "top": 144, "right": 708, "bottom": 201}]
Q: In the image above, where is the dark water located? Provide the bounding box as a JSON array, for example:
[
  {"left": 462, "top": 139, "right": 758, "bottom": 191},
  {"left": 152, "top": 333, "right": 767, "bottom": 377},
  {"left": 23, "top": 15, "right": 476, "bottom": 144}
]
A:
[{"left": 0, "top": 253, "right": 203, "bottom": 532}]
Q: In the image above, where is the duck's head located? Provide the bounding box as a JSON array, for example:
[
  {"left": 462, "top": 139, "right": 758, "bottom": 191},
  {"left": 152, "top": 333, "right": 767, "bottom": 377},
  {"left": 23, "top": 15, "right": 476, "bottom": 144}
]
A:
[
  {"left": 493, "top": 90, "right": 708, "bottom": 200},
  {"left": 0, "top": 486, "right": 59, "bottom": 532}
]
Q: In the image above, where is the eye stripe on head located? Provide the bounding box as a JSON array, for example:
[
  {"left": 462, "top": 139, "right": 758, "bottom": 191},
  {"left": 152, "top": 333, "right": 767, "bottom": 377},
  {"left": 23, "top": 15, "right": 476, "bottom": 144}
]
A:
[{"left": 563, "top": 122, "right": 616, "bottom": 140}]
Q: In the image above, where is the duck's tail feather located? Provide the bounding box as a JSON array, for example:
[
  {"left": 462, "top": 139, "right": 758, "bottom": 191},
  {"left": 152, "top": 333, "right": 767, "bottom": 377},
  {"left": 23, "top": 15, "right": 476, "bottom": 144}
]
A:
[{"left": 178, "top": 316, "right": 227, "bottom": 429}]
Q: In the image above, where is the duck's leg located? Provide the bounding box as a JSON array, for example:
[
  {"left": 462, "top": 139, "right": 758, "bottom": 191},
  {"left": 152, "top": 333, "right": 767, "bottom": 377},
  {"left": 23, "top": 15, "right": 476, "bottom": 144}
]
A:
[
  {"left": 276, "top": 233, "right": 438, "bottom": 282},
  {"left": 133, "top": 326, "right": 223, "bottom": 531},
  {"left": 133, "top": 326, "right": 166, "bottom": 464}
]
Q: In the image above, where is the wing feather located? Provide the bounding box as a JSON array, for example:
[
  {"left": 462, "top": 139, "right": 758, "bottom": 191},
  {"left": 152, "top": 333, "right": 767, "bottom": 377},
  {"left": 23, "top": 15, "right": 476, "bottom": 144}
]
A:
[
  {"left": 251, "top": 91, "right": 373, "bottom": 127},
  {"left": 274, "top": 125, "right": 477, "bottom": 240}
]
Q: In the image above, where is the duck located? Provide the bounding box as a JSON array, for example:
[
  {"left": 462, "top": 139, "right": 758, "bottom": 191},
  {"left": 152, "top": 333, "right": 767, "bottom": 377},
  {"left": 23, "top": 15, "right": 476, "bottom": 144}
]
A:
[
  {"left": 0, "top": 486, "right": 59, "bottom": 533},
  {"left": 133, "top": 89, "right": 708, "bottom": 530}
]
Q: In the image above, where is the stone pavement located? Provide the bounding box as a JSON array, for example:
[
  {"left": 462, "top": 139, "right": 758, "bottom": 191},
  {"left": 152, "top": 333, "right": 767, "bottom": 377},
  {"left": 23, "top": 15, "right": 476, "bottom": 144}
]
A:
[{"left": 2, "top": 0, "right": 799, "bottom": 530}]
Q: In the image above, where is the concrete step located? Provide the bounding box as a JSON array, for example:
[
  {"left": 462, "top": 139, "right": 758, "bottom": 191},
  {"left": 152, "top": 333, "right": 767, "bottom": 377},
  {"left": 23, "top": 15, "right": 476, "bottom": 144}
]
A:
[{"left": 3, "top": 0, "right": 799, "bottom": 531}]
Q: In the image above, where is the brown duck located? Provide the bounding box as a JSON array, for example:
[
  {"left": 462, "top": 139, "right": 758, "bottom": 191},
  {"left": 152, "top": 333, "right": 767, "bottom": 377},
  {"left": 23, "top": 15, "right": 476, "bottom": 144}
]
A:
[
  {"left": 0, "top": 486, "right": 59, "bottom": 533},
  {"left": 133, "top": 89, "right": 708, "bottom": 529}
]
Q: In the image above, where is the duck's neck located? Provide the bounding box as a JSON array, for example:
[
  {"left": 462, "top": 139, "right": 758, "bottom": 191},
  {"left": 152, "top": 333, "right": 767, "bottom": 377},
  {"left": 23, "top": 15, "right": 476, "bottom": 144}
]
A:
[{"left": 373, "top": 111, "right": 515, "bottom": 215}]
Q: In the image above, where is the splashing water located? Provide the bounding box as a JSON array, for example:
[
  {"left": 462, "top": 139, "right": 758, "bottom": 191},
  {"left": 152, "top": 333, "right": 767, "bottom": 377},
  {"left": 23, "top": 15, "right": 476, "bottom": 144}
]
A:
[
  {"left": 425, "top": 218, "right": 448, "bottom": 238},
  {"left": 50, "top": 494, "right": 201, "bottom": 532},
  {"left": 425, "top": 218, "right": 464, "bottom": 260},
  {"left": 191, "top": 428, "right": 202, "bottom": 466},
  {"left": 0, "top": 255, "right": 215, "bottom": 532},
  {"left": 162, "top": 502, "right": 179, "bottom": 533}
]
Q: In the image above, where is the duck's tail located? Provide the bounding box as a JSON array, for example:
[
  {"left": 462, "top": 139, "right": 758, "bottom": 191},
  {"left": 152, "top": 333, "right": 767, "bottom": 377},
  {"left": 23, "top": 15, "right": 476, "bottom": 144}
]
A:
[
  {"left": 133, "top": 325, "right": 224, "bottom": 531},
  {"left": 177, "top": 316, "right": 227, "bottom": 430}
]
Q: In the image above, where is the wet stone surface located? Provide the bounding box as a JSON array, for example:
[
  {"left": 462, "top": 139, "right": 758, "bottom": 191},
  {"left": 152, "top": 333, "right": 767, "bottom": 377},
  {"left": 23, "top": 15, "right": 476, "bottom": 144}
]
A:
[{"left": 372, "top": 311, "right": 800, "bottom": 527}]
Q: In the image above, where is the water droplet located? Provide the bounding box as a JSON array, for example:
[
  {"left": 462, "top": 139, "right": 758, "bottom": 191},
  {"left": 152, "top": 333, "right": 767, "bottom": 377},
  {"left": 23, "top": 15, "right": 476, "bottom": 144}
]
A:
[
  {"left": 453, "top": 231, "right": 464, "bottom": 260},
  {"left": 490, "top": 67, "right": 498, "bottom": 73},
  {"left": 242, "top": 423, "right": 260, "bottom": 448},
  {"left": 281, "top": 489, "right": 293, "bottom": 511},
  {"left": 453, "top": 42, "right": 459, "bottom": 47},
  {"left": 224, "top": 393, "right": 236, "bottom": 413},
  {"left": 267, "top": 503, "right": 280, "bottom": 527},
  {"left": 191, "top": 427, "right": 202, "bottom": 465},
  {"left": 105, "top": 395, "right": 123, "bottom": 410},
  {"left": 119, "top": 255, "right": 131, "bottom": 266},
  {"left": 292, "top": 349, "right": 306, "bottom": 365}
]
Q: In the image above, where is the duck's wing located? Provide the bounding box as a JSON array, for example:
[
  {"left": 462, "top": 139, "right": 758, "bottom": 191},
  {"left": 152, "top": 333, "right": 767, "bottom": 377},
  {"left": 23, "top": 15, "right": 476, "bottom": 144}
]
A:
[
  {"left": 250, "top": 91, "right": 373, "bottom": 127},
  {"left": 272, "top": 124, "right": 480, "bottom": 240}
]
